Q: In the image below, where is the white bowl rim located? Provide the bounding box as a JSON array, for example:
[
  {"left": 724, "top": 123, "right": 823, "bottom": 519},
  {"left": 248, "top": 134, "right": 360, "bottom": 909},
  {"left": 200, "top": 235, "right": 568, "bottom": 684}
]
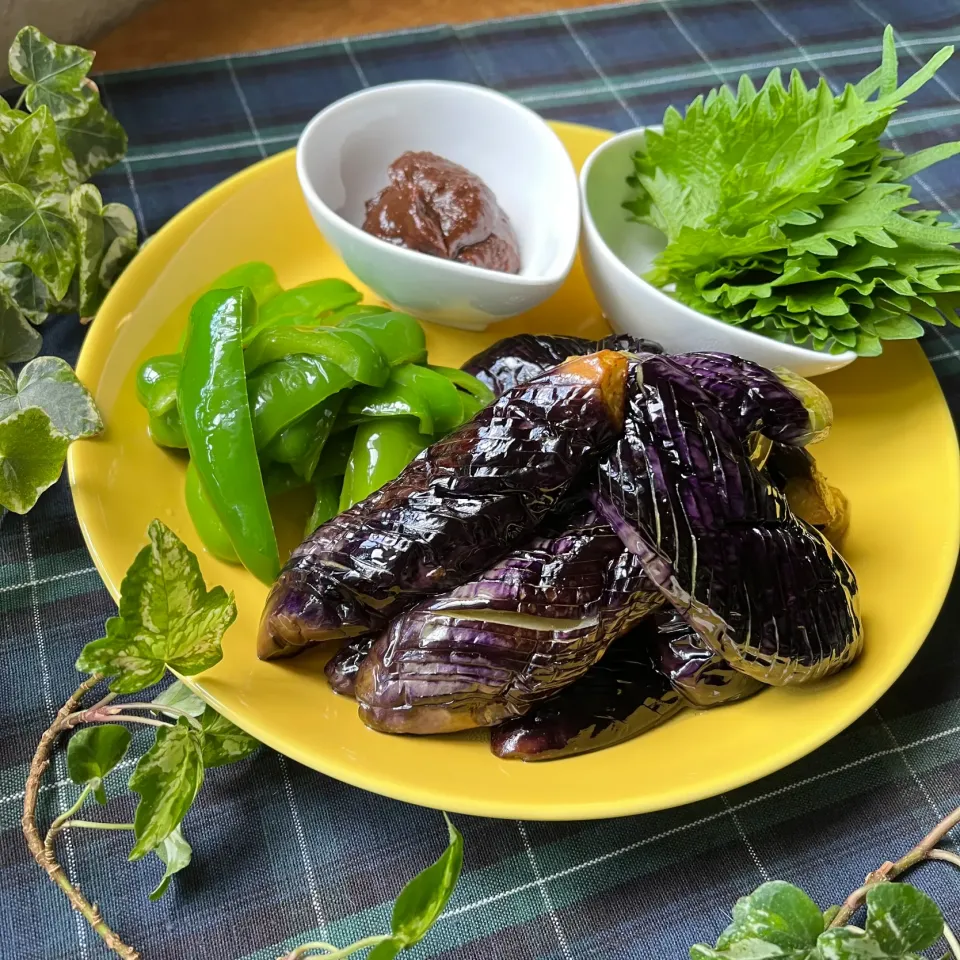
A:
[
  {"left": 296, "top": 79, "right": 580, "bottom": 290},
  {"left": 579, "top": 126, "right": 859, "bottom": 365}
]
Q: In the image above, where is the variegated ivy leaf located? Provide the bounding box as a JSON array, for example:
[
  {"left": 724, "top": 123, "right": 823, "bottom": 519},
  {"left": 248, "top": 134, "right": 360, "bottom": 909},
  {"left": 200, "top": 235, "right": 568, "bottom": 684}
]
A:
[
  {"left": 69, "top": 184, "right": 137, "bottom": 317},
  {"left": 0, "top": 105, "right": 74, "bottom": 193},
  {"left": 712, "top": 882, "right": 824, "bottom": 954},
  {"left": 0, "top": 406, "right": 69, "bottom": 514},
  {"left": 0, "top": 96, "right": 29, "bottom": 135},
  {"left": 0, "top": 292, "right": 41, "bottom": 363},
  {"left": 0, "top": 262, "right": 49, "bottom": 323},
  {"left": 199, "top": 706, "right": 259, "bottom": 768},
  {"left": 56, "top": 100, "right": 127, "bottom": 182},
  {"left": 8, "top": 27, "right": 96, "bottom": 121},
  {"left": 0, "top": 185, "right": 76, "bottom": 301},
  {"left": 0, "top": 356, "right": 103, "bottom": 439},
  {"left": 150, "top": 826, "right": 192, "bottom": 900}
]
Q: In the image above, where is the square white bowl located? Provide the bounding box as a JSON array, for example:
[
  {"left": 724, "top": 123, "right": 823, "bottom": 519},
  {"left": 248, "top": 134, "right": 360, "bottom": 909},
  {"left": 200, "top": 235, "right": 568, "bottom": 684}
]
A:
[{"left": 296, "top": 80, "right": 580, "bottom": 331}]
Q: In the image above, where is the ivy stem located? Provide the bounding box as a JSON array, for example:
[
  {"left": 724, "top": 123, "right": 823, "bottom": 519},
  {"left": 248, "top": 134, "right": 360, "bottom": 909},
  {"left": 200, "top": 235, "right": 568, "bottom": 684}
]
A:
[
  {"left": 830, "top": 801, "right": 960, "bottom": 926},
  {"left": 120, "top": 701, "right": 203, "bottom": 728},
  {"left": 944, "top": 922, "right": 960, "bottom": 960},
  {"left": 91, "top": 691, "right": 118, "bottom": 710},
  {"left": 62, "top": 821, "right": 135, "bottom": 832},
  {"left": 45, "top": 782, "right": 94, "bottom": 853},
  {"left": 99, "top": 714, "right": 171, "bottom": 729},
  {"left": 22, "top": 675, "right": 141, "bottom": 960},
  {"left": 280, "top": 935, "right": 391, "bottom": 960}
]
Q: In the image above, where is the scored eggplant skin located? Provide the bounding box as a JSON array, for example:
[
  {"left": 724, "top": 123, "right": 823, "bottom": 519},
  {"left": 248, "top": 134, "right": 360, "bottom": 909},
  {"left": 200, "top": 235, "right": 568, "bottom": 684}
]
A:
[
  {"left": 354, "top": 500, "right": 662, "bottom": 734},
  {"left": 490, "top": 633, "right": 683, "bottom": 761},
  {"left": 325, "top": 636, "right": 376, "bottom": 697},
  {"left": 652, "top": 611, "right": 764, "bottom": 708},
  {"left": 461, "top": 333, "right": 662, "bottom": 397},
  {"left": 258, "top": 351, "right": 630, "bottom": 659},
  {"left": 596, "top": 355, "right": 862, "bottom": 686}
]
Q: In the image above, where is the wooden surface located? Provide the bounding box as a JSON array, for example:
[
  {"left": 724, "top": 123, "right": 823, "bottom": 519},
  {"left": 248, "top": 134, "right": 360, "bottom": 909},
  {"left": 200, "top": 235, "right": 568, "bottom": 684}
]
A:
[{"left": 93, "top": 0, "right": 623, "bottom": 72}]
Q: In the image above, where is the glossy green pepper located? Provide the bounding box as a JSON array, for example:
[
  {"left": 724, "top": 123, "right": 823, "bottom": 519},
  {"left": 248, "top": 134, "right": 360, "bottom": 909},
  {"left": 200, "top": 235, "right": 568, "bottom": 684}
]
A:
[
  {"left": 147, "top": 408, "right": 187, "bottom": 448},
  {"left": 312, "top": 430, "right": 354, "bottom": 479},
  {"left": 258, "top": 279, "right": 360, "bottom": 325},
  {"left": 248, "top": 355, "right": 353, "bottom": 449},
  {"left": 264, "top": 395, "right": 342, "bottom": 480},
  {"left": 136, "top": 354, "right": 181, "bottom": 417},
  {"left": 337, "top": 311, "right": 427, "bottom": 366},
  {"left": 305, "top": 476, "right": 342, "bottom": 537},
  {"left": 178, "top": 287, "right": 280, "bottom": 584},
  {"left": 184, "top": 460, "right": 239, "bottom": 564},
  {"left": 263, "top": 462, "right": 309, "bottom": 498},
  {"left": 340, "top": 417, "right": 432, "bottom": 510}
]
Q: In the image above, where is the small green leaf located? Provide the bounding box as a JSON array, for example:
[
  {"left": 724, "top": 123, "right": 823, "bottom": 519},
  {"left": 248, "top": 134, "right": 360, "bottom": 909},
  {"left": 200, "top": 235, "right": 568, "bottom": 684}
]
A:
[
  {"left": 152, "top": 680, "right": 206, "bottom": 718},
  {"left": 872, "top": 313, "right": 924, "bottom": 340},
  {"left": 366, "top": 939, "right": 402, "bottom": 960},
  {"left": 0, "top": 355, "right": 102, "bottom": 439},
  {"left": 0, "top": 293, "right": 41, "bottom": 362},
  {"left": 66, "top": 724, "right": 131, "bottom": 804},
  {"left": 0, "top": 96, "right": 29, "bottom": 134},
  {"left": 69, "top": 183, "right": 137, "bottom": 317},
  {"left": 0, "top": 405, "right": 68, "bottom": 513},
  {"left": 128, "top": 717, "right": 203, "bottom": 861},
  {"left": 389, "top": 813, "right": 463, "bottom": 949},
  {"left": 0, "top": 184, "right": 76, "bottom": 300},
  {"left": 76, "top": 519, "right": 236, "bottom": 693},
  {"left": 56, "top": 100, "right": 127, "bottom": 182},
  {"left": 199, "top": 706, "right": 259, "bottom": 768},
  {"left": 149, "top": 826, "right": 192, "bottom": 900},
  {"left": 717, "top": 882, "right": 824, "bottom": 952},
  {"left": 9, "top": 27, "right": 96, "bottom": 121},
  {"left": 0, "top": 262, "right": 49, "bottom": 322},
  {"left": 0, "top": 105, "right": 73, "bottom": 193},
  {"left": 866, "top": 883, "right": 943, "bottom": 954}
]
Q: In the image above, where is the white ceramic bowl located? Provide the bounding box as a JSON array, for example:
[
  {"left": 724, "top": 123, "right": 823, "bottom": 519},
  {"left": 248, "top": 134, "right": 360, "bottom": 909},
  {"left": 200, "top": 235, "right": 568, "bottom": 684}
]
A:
[
  {"left": 579, "top": 128, "right": 857, "bottom": 377},
  {"left": 296, "top": 81, "right": 580, "bottom": 331}
]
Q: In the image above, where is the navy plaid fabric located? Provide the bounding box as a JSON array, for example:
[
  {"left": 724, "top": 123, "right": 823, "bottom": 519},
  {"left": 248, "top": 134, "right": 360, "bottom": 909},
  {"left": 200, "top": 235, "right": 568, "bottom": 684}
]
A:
[{"left": 4, "top": 0, "right": 960, "bottom": 957}]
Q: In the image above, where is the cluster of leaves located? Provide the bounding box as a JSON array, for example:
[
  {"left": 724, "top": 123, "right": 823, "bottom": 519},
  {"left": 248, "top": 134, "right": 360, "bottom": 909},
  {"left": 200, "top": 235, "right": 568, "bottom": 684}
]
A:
[
  {"left": 691, "top": 880, "right": 946, "bottom": 960},
  {"left": 54, "top": 519, "right": 462, "bottom": 960},
  {"left": 625, "top": 26, "right": 960, "bottom": 356},
  {"left": 0, "top": 25, "right": 136, "bottom": 367},
  {"left": 0, "top": 356, "right": 102, "bottom": 515}
]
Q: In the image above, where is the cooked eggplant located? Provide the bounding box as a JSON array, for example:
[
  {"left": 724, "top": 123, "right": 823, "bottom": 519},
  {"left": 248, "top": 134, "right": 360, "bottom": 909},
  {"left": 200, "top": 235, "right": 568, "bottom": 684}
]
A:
[
  {"left": 461, "top": 333, "right": 661, "bottom": 397},
  {"left": 765, "top": 443, "right": 850, "bottom": 545},
  {"left": 354, "top": 500, "right": 662, "bottom": 734},
  {"left": 596, "top": 355, "right": 862, "bottom": 686},
  {"left": 652, "top": 611, "right": 763, "bottom": 708},
  {"left": 490, "top": 634, "right": 683, "bottom": 761},
  {"left": 324, "top": 637, "right": 375, "bottom": 697},
  {"left": 259, "top": 351, "right": 630, "bottom": 659}
]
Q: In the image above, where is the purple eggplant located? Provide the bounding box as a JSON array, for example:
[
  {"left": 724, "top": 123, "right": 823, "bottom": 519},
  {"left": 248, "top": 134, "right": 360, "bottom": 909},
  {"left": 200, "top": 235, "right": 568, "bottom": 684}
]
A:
[
  {"left": 461, "top": 333, "right": 661, "bottom": 397},
  {"left": 490, "top": 633, "right": 682, "bottom": 761},
  {"left": 354, "top": 500, "right": 662, "bottom": 734},
  {"left": 596, "top": 355, "right": 862, "bottom": 686},
  {"left": 258, "top": 351, "right": 630, "bottom": 659},
  {"left": 324, "top": 637, "right": 375, "bottom": 697},
  {"left": 652, "top": 611, "right": 763, "bottom": 708}
]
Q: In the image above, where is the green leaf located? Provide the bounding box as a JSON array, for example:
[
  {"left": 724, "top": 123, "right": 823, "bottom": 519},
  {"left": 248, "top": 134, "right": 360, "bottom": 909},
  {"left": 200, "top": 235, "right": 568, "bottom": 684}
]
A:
[
  {"left": 0, "top": 184, "right": 76, "bottom": 300},
  {"left": 890, "top": 141, "right": 960, "bottom": 181},
  {"left": 691, "top": 941, "right": 808, "bottom": 960},
  {"left": 0, "top": 96, "right": 29, "bottom": 134},
  {"left": 0, "top": 405, "right": 68, "bottom": 513},
  {"left": 822, "top": 907, "right": 841, "bottom": 926},
  {"left": 716, "top": 882, "right": 824, "bottom": 952},
  {"left": 152, "top": 680, "right": 206, "bottom": 718},
  {"left": 76, "top": 519, "right": 236, "bottom": 693},
  {"left": 0, "top": 262, "right": 49, "bottom": 322},
  {"left": 67, "top": 724, "right": 131, "bottom": 805},
  {"left": 8, "top": 27, "right": 96, "bottom": 121},
  {"left": 389, "top": 813, "right": 463, "bottom": 949},
  {"left": 367, "top": 940, "right": 402, "bottom": 960},
  {"left": 0, "top": 105, "right": 73, "bottom": 193},
  {"left": 199, "top": 705, "right": 259, "bottom": 768},
  {"left": 69, "top": 184, "right": 137, "bottom": 317},
  {"left": 872, "top": 314, "right": 924, "bottom": 339},
  {"left": 865, "top": 883, "right": 943, "bottom": 954},
  {"left": 0, "top": 292, "right": 40, "bottom": 362},
  {"left": 0, "top": 355, "right": 102, "bottom": 439},
  {"left": 128, "top": 717, "right": 203, "bottom": 861},
  {"left": 56, "top": 100, "right": 127, "bottom": 182},
  {"left": 149, "top": 826, "right": 192, "bottom": 900}
]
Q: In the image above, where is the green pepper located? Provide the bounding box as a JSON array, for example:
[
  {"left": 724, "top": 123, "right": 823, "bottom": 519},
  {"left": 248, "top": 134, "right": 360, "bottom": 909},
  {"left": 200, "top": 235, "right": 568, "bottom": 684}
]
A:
[
  {"left": 259, "top": 279, "right": 360, "bottom": 325},
  {"left": 147, "top": 408, "right": 187, "bottom": 448},
  {"left": 184, "top": 460, "right": 240, "bottom": 564},
  {"left": 263, "top": 462, "right": 309, "bottom": 498},
  {"left": 312, "top": 430, "right": 354, "bottom": 479},
  {"left": 337, "top": 311, "right": 427, "bottom": 366},
  {"left": 342, "top": 371, "right": 437, "bottom": 435},
  {"left": 210, "top": 261, "right": 282, "bottom": 307},
  {"left": 136, "top": 354, "right": 181, "bottom": 417},
  {"left": 340, "top": 418, "right": 432, "bottom": 511},
  {"left": 178, "top": 287, "right": 280, "bottom": 584},
  {"left": 305, "top": 476, "right": 342, "bottom": 537},
  {"left": 429, "top": 365, "right": 496, "bottom": 405},
  {"left": 325, "top": 304, "right": 390, "bottom": 321},
  {"left": 244, "top": 325, "right": 389, "bottom": 385},
  {"left": 264, "top": 396, "right": 341, "bottom": 480},
  {"left": 248, "top": 355, "right": 353, "bottom": 449}
]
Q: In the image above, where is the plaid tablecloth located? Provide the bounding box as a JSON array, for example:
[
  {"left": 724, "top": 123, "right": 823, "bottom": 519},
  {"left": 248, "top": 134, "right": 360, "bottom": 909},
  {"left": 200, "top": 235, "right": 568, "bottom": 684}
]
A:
[{"left": 4, "top": 0, "right": 960, "bottom": 957}]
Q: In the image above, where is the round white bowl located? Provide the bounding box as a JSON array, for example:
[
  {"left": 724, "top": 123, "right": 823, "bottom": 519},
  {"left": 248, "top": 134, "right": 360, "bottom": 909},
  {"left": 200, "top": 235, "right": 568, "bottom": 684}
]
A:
[
  {"left": 579, "top": 128, "right": 857, "bottom": 377},
  {"left": 296, "top": 80, "right": 580, "bottom": 331}
]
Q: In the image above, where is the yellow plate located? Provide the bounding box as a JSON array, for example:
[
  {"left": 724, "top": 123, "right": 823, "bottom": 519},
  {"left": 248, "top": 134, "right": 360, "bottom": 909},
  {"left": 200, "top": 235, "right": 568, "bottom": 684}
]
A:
[{"left": 69, "top": 122, "right": 960, "bottom": 820}]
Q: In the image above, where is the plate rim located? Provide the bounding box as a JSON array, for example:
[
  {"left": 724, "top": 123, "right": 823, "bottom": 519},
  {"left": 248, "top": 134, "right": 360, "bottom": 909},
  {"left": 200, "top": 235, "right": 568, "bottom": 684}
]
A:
[{"left": 69, "top": 124, "right": 960, "bottom": 820}]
